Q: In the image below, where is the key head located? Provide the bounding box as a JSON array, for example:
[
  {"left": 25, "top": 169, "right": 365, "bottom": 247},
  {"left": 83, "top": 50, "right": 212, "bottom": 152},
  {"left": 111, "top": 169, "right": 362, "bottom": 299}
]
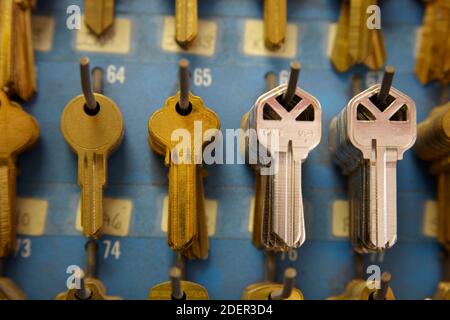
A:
[
  {"left": 55, "top": 278, "right": 121, "bottom": 300},
  {"left": 347, "top": 84, "right": 416, "bottom": 160},
  {"left": 149, "top": 92, "right": 220, "bottom": 160},
  {"left": 415, "top": 103, "right": 450, "bottom": 162},
  {"left": 328, "top": 279, "right": 395, "bottom": 300},
  {"left": 148, "top": 280, "right": 209, "bottom": 300},
  {"left": 241, "top": 282, "right": 304, "bottom": 300},
  {"left": 252, "top": 84, "right": 322, "bottom": 162},
  {"left": 61, "top": 93, "right": 124, "bottom": 156},
  {"left": 0, "top": 91, "right": 39, "bottom": 158}
]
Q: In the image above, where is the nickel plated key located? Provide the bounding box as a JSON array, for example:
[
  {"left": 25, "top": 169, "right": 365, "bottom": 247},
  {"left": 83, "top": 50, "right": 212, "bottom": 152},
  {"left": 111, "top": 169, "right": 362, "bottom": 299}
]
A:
[
  {"left": 331, "top": 66, "right": 416, "bottom": 253},
  {"left": 247, "top": 61, "right": 322, "bottom": 251}
]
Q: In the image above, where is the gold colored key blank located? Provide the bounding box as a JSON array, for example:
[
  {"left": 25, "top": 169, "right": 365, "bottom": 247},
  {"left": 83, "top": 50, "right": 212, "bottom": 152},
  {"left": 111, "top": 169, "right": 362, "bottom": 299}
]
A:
[
  {"left": 61, "top": 57, "right": 124, "bottom": 238},
  {"left": 0, "top": 90, "right": 39, "bottom": 257}
]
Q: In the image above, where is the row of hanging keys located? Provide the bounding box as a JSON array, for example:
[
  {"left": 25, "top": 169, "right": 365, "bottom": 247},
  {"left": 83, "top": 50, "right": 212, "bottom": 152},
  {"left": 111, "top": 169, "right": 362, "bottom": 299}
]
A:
[
  {"left": 330, "top": 66, "right": 417, "bottom": 253},
  {"left": 415, "top": 87, "right": 450, "bottom": 300},
  {"left": 330, "top": 0, "right": 386, "bottom": 72},
  {"left": 0, "top": 0, "right": 39, "bottom": 300},
  {"left": 82, "top": 0, "right": 287, "bottom": 51}
]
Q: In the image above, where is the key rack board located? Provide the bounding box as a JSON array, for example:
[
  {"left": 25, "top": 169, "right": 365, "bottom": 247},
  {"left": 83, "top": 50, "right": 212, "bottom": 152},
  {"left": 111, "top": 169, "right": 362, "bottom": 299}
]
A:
[{"left": 5, "top": 0, "right": 447, "bottom": 299}]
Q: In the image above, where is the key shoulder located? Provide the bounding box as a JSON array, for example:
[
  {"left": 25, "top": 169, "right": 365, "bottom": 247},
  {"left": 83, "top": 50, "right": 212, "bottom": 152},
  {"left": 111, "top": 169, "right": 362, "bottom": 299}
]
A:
[
  {"left": 347, "top": 84, "right": 417, "bottom": 160},
  {"left": 149, "top": 92, "right": 220, "bottom": 151},
  {"left": 0, "top": 93, "right": 39, "bottom": 157},
  {"left": 61, "top": 93, "right": 124, "bottom": 154}
]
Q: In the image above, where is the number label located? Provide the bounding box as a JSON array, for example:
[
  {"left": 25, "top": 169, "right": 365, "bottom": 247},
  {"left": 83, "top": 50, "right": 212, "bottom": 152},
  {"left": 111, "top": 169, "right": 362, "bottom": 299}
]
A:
[
  {"left": 280, "top": 249, "right": 298, "bottom": 261},
  {"left": 103, "top": 240, "right": 121, "bottom": 259},
  {"left": 15, "top": 238, "right": 32, "bottom": 258},
  {"left": 107, "top": 65, "right": 126, "bottom": 84},
  {"left": 193, "top": 68, "right": 212, "bottom": 87}
]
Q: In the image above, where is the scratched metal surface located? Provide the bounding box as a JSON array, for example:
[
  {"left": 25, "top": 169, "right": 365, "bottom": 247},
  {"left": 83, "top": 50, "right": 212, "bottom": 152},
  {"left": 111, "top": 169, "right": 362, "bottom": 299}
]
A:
[{"left": 3, "top": 0, "right": 446, "bottom": 299}]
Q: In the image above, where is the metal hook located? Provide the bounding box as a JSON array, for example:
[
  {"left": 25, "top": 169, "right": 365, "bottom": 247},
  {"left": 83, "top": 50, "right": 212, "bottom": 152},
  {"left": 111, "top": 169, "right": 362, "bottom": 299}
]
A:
[
  {"left": 264, "top": 250, "right": 276, "bottom": 283},
  {"left": 169, "top": 267, "right": 184, "bottom": 300},
  {"left": 270, "top": 268, "right": 297, "bottom": 300},
  {"left": 178, "top": 59, "right": 190, "bottom": 112},
  {"left": 377, "top": 65, "right": 395, "bottom": 106},
  {"left": 74, "top": 269, "right": 92, "bottom": 300},
  {"left": 79, "top": 56, "right": 98, "bottom": 112},
  {"left": 282, "top": 60, "right": 301, "bottom": 106},
  {"left": 372, "top": 272, "right": 392, "bottom": 300},
  {"left": 85, "top": 239, "right": 98, "bottom": 279}
]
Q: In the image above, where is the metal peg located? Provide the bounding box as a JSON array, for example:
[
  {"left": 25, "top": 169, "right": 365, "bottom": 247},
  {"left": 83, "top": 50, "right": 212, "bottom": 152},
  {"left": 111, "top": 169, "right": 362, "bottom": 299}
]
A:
[
  {"left": 373, "top": 272, "right": 392, "bottom": 300},
  {"left": 169, "top": 267, "right": 184, "bottom": 300},
  {"left": 377, "top": 65, "right": 395, "bottom": 107},
  {"left": 270, "top": 268, "right": 296, "bottom": 300},
  {"left": 264, "top": 251, "right": 276, "bottom": 283},
  {"left": 74, "top": 269, "right": 92, "bottom": 300},
  {"left": 85, "top": 239, "right": 98, "bottom": 279},
  {"left": 79, "top": 57, "right": 98, "bottom": 112},
  {"left": 178, "top": 59, "right": 190, "bottom": 112},
  {"left": 282, "top": 61, "right": 301, "bottom": 106}
]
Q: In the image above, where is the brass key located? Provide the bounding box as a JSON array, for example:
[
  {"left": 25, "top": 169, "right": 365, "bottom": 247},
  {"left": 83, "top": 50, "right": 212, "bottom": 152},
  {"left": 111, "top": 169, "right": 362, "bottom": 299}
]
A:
[
  {"left": 84, "top": 0, "right": 115, "bottom": 36},
  {"left": 0, "top": 90, "right": 39, "bottom": 257},
  {"left": 149, "top": 59, "right": 220, "bottom": 259},
  {"left": 61, "top": 58, "right": 124, "bottom": 238},
  {"left": 416, "top": 0, "right": 450, "bottom": 85},
  {"left": 56, "top": 240, "right": 121, "bottom": 300},
  {"left": 0, "top": 0, "right": 36, "bottom": 101},
  {"left": 175, "top": 0, "right": 198, "bottom": 49},
  {"left": 242, "top": 268, "right": 304, "bottom": 300},
  {"left": 329, "top": 272, "right": 395, "bottom": 300},
  {"left": 415, "top": 101, "right": 450, "bottom": 250},
  {"left": 330, "top": 0, "right": 386, "bottom": 72},
  {"left": 263, "top": 0, "right": 287, "bottom": 50},
  {"left": 149, "top": 267, "right": 208, "bottom": 300}
]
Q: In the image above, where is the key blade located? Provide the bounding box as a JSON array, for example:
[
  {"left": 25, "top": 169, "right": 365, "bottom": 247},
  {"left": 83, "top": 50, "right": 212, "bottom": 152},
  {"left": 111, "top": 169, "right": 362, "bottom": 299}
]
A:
[
  {"left": 0, "top": 159, "right": 16, "bottom": 257},
  {"left": 264, "top": 0, "right": 287, "bottom": 50},
  {"left": 84, "top": 0, "right": 115, "bottom": 36},
  {"left": 78, "top": 151, "right": 106, "bottom": 238},
  {"left": 272, "top": 147, "right": 305, "bottom": 247},
  {"left": 367, "top": 145, "right": 398, "bottom": 250},
  {"left": 0, "top": 0, "right": 14, "bottom": 91},
  {"left": 167, "top": 163, "right": 197, "bottom": 252},
  {"left": 12, "top": 2, "right": 36, "bottom": 100},
  {"left": 175, "top": 0, "right": 198, "bottom": 48}
]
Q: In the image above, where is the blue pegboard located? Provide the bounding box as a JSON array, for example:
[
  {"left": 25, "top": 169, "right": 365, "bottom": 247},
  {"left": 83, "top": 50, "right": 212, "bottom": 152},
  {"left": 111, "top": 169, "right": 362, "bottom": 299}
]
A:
[{"left": 3, "top": 0, "right": 448, "bottom": 300}]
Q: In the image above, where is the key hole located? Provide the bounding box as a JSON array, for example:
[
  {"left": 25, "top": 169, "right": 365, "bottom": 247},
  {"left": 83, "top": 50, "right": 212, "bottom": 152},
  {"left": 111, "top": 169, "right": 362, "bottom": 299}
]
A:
[
  {"left": 84, "top": 102, "right": 100, "bottom": 116},
  {"left": 176, "top": 102, "right": 192, "bottom": 116},
  {"left": 171, "top": 292, "right": 187, "bottom": 300}
]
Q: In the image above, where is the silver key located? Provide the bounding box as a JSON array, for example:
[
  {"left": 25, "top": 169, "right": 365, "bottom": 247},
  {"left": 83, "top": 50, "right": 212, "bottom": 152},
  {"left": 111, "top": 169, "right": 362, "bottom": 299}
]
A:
[
  {"left": 246, "top": 62, "right": 322, "bottom": 251},
  {"left": 330, "top": 67, "right": 416, "bottom": 253}
]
